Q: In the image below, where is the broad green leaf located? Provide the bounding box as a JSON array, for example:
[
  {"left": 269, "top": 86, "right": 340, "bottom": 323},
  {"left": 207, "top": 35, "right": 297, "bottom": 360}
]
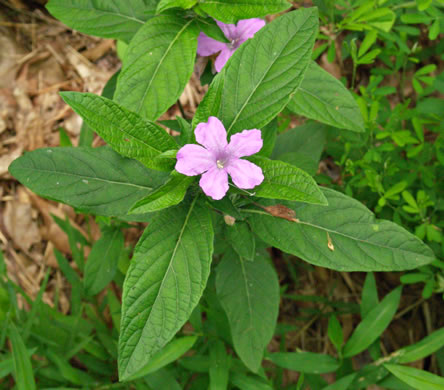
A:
[
  {"left": 399, "top": 327, "right": 444, "bottom": 364},
  {"left": 61, "top": 92, "right": 177, "bottom": 171},
  {"left": 225, "top": 222, "right": 255, "bottom": 261},
  {"left": 115, "top": 15, "right": 199, "bottom": 121},
  {"left": 288, "top": 62, "right": 365, "bottom": 132},
  {"left": 9, "top": 323, "right": 36, "bottom": 390},
  {"left": 157, "top": 0, "right": 197, "bottom": 13},
  {"left": 216, "top": 250, "right": 279, "bottom": 372},
  {"left": 84, "top": 228, "right": 124, "bottom": 296},
  {"left": 272, "top": 122, "right": 327, "bottom": 175},
  {"left": 198, "top": 0, "right": 291, "bottom": 24},
  {"left": 248, "top": 188, "right": 435, "bottom": 271},
  {"left": 46, "top": 0, "right": 157, "bottom": 42},
  {"left": 9, "top": 147, "right": 167, "bottom": 217},
  {"left": 124, "top": 336, "right": 197, "bottom": 381},
  {"left": 209, "top": 8, "right": 319, "bottom": 134},
  {"left": 249, "top": 156, "right": 327, "bottom": 205},
  {"left": 209, "top": 340, "right": 231, "bottom": 390},
  {"left": 385, "top": 364, "right": 444, "bottom": 390},
  {"left": 119, "top": 198, "right": 213, "bottom": 380},
  {"left": 343, "top": 287, "right": 402, "bottom": 358},
  {"left": 130, "top": 172, "right": 194, "bottom": 214},
  {"left": 268, "top": 351, "right": 340, "bottom": 374}
]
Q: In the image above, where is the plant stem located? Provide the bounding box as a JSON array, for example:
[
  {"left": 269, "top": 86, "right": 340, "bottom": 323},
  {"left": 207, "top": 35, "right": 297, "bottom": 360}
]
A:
[{"left": 177, "top": 99, "right": 187, "bottom": 120}]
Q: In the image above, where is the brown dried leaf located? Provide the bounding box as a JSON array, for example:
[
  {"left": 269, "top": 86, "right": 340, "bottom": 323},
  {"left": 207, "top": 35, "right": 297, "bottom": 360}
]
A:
[
  {"left": 262, "top": 204, "right": 300, "bottom": 222},
  {"left": 3, "top": 199, "right": 41, "bottom": 251}
]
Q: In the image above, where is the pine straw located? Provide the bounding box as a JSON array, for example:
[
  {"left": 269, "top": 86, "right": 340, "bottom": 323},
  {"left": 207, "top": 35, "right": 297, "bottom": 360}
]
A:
[{"left": 0, "top": 2, "right": 442, "bottom": 388}]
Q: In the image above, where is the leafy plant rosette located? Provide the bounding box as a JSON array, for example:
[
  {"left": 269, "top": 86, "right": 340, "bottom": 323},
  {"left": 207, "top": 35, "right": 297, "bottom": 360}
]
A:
[{"left": 9, "top": 1, "right": 435, "bottom": 382}]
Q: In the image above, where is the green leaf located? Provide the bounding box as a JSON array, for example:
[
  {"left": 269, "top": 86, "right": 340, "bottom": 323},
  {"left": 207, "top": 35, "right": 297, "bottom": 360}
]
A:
[
  {"left": 225, "top": 222, "right": 255, "bottom": 261},
  {"left": 198, "top": 0, "right": 291, "bottom": 24},
  {"left": 399, "top": 327, "right": 444, "bottom": 364},
  {"left": 268, "top": 351, "right": 340, "bottom": 374},
  {"left": 361, "top": 272, "right": 379, "bottom": 318},
  {"left": 385, "top": 364, "right": 444, "bottom": 390},
  {"left": 195, "top": 17, "right": 230, "bottom": 43},
  {"left": 321, "top": 373, "right": 356, "bottom": 390},
  {"left": 416, "top": 0, "right": 432, "bottom": 11},
  {"left": 61, "top": 92, "right": 178, "bottom": 170},
  {"left": 358, "top": 30, "right": 378, "bottom": 57},
  {"left": 400, "top": 13, "right": 433, "bottom": 24},
  {"left": 46, "top": 0, "right": 157, "bottom": 42},
  {"left": 59, "top": 128, "right": 72, "bottom": 147},
  {"left": 343, "top": 287, "right": 402, "bottom": 358},
  {"left": 249, "top": 156, "right": 327, "bottom": 205},
  {"left": 115, "top": 15, "right": 199, "bottom": 121},
  {"left": 84, "top": 227, "right": 124, "bottom": 296},
  {"left": 209, "top": 340, "right": 231, "bottom": 390},
  {"left": 79, "top": 70, "right": 120, "bottom": 147},
  {"left": 145, "top": 368, "right": 182, "bottom": 390},
  {"left": 157, "top": 0, "right": 197, "bottom": 13},
  {"left": 9, "top": 147, "right": 167, "bottom": 217},
  {"left": 124, "top": 336, "right": 197, "bottom": 381},
  {"left": 288, "top": 62, "right": 365, "bottom": 132},
  {"left": 248, "top": 188, "right": 435, "bottom": 271},
  {"left": 230, "top": 373, "right": 273, "bottom": 390},
  {"left": 272, "top": 122, "right": 328, "bottom": 176},
  {"left": 208, "top": 7, "right": 319, "bottom": 135},
  {"left": 9, "top": 323, "right": 36, "bottom": 390},
  {"left": 129, "top": 172, "right": 195, "bottom": 214},
  {"left": 257, "top": 118, "right": 277, "bottom": 158},
  {"left": 119, "top": 197, "right": 214, "bottom": 380},
  {"left": 328, "top": 315, "right": 343, "bottom": 352},
  {"left": 216, "top": 251, "right": 279, "bottom": 372}
]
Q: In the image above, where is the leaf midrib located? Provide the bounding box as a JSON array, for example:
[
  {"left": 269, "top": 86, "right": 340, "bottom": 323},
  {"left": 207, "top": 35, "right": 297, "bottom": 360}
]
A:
[
  {"left": 241, "top": 208, "right": 432, "bottom": 257},
  {"left": 51, "top": 4, "right": 146, "bottom": 25},
  {"left": 135, "top": 19, "right": 194, "bottom": 115},
  {"left": 15, "top": 166, "right": 153, "bottom": 190},
  {"left": 226, "top": 12, "right": 314, "bottom": 134},
  {"left": 124, "top": 196, "right": 198, "bottom": 377}
]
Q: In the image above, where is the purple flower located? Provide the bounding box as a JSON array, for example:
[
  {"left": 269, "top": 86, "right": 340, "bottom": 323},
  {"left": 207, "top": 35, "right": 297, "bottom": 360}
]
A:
[
  {"left": 197, "top": 18, "right": 266, "bottom": 72},
  {"left": 175, "top": 117, "right": 264, "bottom": 200}
]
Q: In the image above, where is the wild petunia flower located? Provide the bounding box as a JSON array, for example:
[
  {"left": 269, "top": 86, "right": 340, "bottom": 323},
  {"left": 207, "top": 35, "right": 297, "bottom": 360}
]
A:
[
  {"left": 175, "top": 117, "right": 264, "bottom": 200},
  {"left": 197, "top": 18, "right": 266, "bottom": 72}
]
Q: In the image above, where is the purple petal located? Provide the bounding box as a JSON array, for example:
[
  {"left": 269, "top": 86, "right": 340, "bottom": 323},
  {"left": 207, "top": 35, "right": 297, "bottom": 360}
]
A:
[
  {"left": 175, "top": 144, "right": 215, "bottom": 176},
  {"left": 227, "top": 129, "right": 263, "bottom": 158},
  {"left": 216, "top": 21, "right": 237, "bottom": 40},
  {"left": 227, "top": 159, "right": 264, "bottom": 189},
  {"left": 236, "top": 18, "right": 266, "bottom": 41},
  {"left": 214, "top": 47, "right": 234, "bottom": 72},
  {"left": 195, "top": 116, "right": 228, "bottom": 153},
  {"left": 197, "top": 32, "right": 226, "bottom": 56},
  {"left": 199, "top": 167, "right": 229, "bottom": 200}
]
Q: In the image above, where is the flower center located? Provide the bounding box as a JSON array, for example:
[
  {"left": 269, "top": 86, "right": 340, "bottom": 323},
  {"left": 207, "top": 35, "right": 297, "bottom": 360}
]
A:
[
  {"left": 227, "top": 37, "right": 240, "bottom": 50},
  {"left": 216, "top": 160, "right": 225, "bottom": 169}
]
